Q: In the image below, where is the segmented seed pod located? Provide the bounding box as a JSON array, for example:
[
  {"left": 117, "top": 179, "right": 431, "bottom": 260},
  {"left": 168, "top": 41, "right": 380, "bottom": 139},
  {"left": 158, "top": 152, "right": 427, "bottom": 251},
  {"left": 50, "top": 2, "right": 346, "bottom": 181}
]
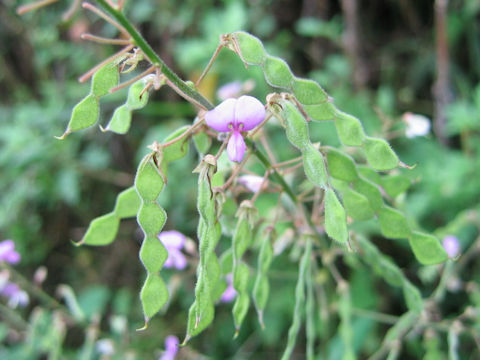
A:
[
  {"left": 231, "top": 200, "right": 257, "bottom": 335},
  {"left": 338, "top": 282, "right": 355, "bottom": 360},
  {"left": 252, "top": 228, "right": 274, "bottom": 327},
  {"left": 134, "top": 154, "right": 169, "bottom": 328},
  {"left": 184, "top": 155, "right": 221, "bottom": 342},
  {"left": 281, "top": 236, "right": 312, "bottom": 360}
]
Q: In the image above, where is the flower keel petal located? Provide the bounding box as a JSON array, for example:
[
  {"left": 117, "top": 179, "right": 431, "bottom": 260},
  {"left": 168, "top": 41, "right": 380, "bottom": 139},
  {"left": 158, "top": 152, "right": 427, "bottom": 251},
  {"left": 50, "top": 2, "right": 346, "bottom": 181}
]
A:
[{"left": 227, "top": 131, "right": 246, "bottom": 162}]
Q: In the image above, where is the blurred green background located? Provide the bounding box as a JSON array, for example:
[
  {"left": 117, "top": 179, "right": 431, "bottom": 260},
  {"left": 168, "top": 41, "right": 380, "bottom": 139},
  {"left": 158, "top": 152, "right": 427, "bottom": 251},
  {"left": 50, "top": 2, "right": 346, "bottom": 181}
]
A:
[{"left": 1, "top": 0, "right": 480, "bottom": 358}]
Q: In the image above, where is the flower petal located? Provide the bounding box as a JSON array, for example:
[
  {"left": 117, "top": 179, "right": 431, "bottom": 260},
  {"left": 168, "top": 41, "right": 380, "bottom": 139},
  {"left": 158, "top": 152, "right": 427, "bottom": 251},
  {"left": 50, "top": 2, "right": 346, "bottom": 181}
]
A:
[
  {"left": 158, "top": 230, "right": 185, "bottom": 250},
  {"left": 227, "top": 131, "right": 246, "bottom": 162},
  {"left": 205, "top": 98, "right": 236, "bottom": 132},
  {"left": 234, "top": 95, "right": 265, "bottom": 131}
]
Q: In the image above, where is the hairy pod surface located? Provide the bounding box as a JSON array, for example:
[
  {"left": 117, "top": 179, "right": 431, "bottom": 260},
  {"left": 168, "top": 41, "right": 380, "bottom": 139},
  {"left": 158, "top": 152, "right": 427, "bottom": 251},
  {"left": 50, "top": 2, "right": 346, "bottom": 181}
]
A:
[
  {"left": 324, "top": 188, "right": 348, "bottom": 243},
  {"left": 252, "top": 231, "right": 274, "bottom": 326}
]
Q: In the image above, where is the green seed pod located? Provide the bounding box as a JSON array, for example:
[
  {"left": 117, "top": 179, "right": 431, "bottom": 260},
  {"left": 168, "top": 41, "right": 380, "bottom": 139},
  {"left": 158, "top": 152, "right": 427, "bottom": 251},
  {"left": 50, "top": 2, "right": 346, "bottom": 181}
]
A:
[
  {"left": 264, "top": 55, "right": 294, "bottom": 88},
  {"left": 341, "top": 187, "right": 374, "bottom": 221},
  {"left": 91, "top": 62, "right": 119, "bottom": 98},
  {"left": 113, "top": 187, "right": 141, "bottom": 219},
  {"left": 185, "top": 300, "right": 214, "bottom": 341},
  {"left": 338, "top": 284, "right": 355, "bottom": 360},
  {"left": 233, "top": 218, "right": 252, "bottom": 259},
  {"left": 80, "top": 213, "right": 119, "bottom": 246},
  {"left": 135, "top": 157, "right": 165, "bottom": 202},
  {"left": 162, "top": 126, "right": 190, "bottom": 163},
  {"left": 302, "top": 144, "right": 328, "bottom": 189},
  {"left": 105, "top": 105, "right": 132, "bottom": 134},
  {"left": 140, "top": 235, "right": 168, "bottom": 273},
  {"left": 378, "top": 206, "right": 411, "bottom": 239},
  {"left": 233, "top": 292, "right": 250, "bottom": 334},
  {"left": 305, "top": 260, "right": 315, "bottom": 360},
  {"left": 292, "top": 78, "right": 328, "bottom": 105},
  {"left": 378, "top": 258, "right": 404, "bottom": 287},
  {"left": 324, "top": 188, "right": 348, "bottom": 243},
  {"left": 137, "top": 202, "right": 167, "bottom": 235},
  {"left": 334, "top": 111, "right": 365, "bottom": 146},
  {"left": 134, "top": 154, "right": 169, "bottom": 326},
  {"left": 326, "top": 148, "right": 358, "bottom": 182},
  {"left": 352, "top": 177, "right": 383, "bottom": 212},
  {"left": 140, "top": 274, "right": 168, "bottom": 321},
  {"left": 363, "top": 137, "right": 399, "bottom": 171},
  {"left": 127, "top": 80, "right": 149, "bottom": 110},
  {"left": 380, "top": 174, "right": 411, "bottom": 198},
  {"left": 402, "top": 280, "right": 423, "bottom": 313},
  {"left": 232, "top": 31, "right": 267, "bottom": 65},
  {"left": 281, "top": 237, "right": 312, "bottom": 360},
  {"left": 304, "top": 103, "right": 337, "bottom": 121},
  {"left": 408, "top": 232, "right": 448, "bottom": 265},
  {"left": 281, "top": 100, "right": 310, "bottom": 150},
  {"left": 59, "top": 94, "right": 99, "bottom": 138},
  {"left": 385, "top": 311, "right": 418, "bottom": 342},
  {"left": 357, "top": 166, "right": 381, "bottom": 185}
]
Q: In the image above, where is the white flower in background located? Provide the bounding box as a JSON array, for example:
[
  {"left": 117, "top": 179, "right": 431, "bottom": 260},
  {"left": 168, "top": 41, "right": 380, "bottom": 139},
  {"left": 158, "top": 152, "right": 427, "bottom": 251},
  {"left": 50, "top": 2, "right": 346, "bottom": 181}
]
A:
[
  {"left": 237, "top": 175, "right": 264, "bottom": 193},
  {"left": 96, "top": 339, "right": 115, "bottom": 355},
  {"left": 217, "top": 79, "right": 255, "bottom": 101},
  {"left": 402, "top": 112, "right": 431, "bottom": 138}
]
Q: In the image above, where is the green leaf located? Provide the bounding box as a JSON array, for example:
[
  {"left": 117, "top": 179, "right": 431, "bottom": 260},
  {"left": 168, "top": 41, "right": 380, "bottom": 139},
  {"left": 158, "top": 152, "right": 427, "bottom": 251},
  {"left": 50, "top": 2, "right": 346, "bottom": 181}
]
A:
[
  {"left": 378, "top": 206, "right": 411, "bottom": 239},
  {"left": 104, "top": 105, "right": 132, "bottom": 134},
  {"left": 59, "top": 94, "right": 99, "bottom": 138},
  {"left": 381, "top": 174, "right": 410, "bottom": 198},
  {"left": 363, "top": 137, "right": 399, "bottom": 171},
  {"left": 127, "top": 80, "right": 149, "bottom": 110},
  {"left": 193, "top": 131, "right": 211, "bottom": 155},
  {"left": 303, "top": 144, "right": 328, "bottom": 188},
  {"left": 264, "top": 55, "right": 294, "bottom": 88},
  {"left": 114, "top": 187, "right": 141, "bottom": 218},
  {"left": 341, "top": 187, "right": 374, "bottom": 221},
  {"left": 408, "top": 232, "right": 448, "bottom": 265},
  {"left": 140, "top": 274, "right": 168, "bottom": 320},
  {"left": 80, "top": 213, "right": 119, "bottom": 246},
  {"left": 304, "top": 103, "right": 337, "bottom": 121},
  {"left": 324, "top": 188, "right": 348, "bottom": 243},
  {"left": 326, "top": 148, "right": 358, "bottom": 182},
  {"left": 233, "top": 31, "right": 266, "bottom": 65},
  {"left": 292, "top": 78, "right": 328, "bottom": 105},
  {"left": 334, "top": 111, "right": 365, "bottom": 146},
  {"left": 91, "top": 63, "right": 119, "bottom": 97}
]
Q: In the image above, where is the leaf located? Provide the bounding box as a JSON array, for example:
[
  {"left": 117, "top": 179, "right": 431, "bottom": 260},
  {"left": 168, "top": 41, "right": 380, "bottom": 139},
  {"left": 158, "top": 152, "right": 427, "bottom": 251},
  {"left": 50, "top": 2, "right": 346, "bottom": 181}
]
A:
[
  {"left": 264, "top": 55, "right": 294, "bottom": 88},
  {"left": 80, "top": 213, "right": 119, "bottom": 246},
  {"left": 324, "top": 188, "right": 348, "bottom": 243},
  {"left": 363, "top": 137, "right": 399, "bottom": 171},
  {"left": 233, "top": 31, "right": 266, "bottom": 65},
  {"left": 408, "top": 232, "right": 448, "bottom": 265},
  {"left": 140, "top": 274, "right": 168, "bottom": 321},
  {"left": 113, "top": 187, "right": 141, "bottom": 218},
  {"left": 334, "top": 111, "right": 365, "bottom": 146},
  {"left": 91, "top": 63, "right": 119, "bottom": 97},
  {"left": 326, "top": 148, "right": 358, "bottom": 182},
  {"left": 378, "top": 206, "right": 411, "bottom": 239},
  {"left": 58, "top": 94, "right": 99, "bottom": 138},
  {"left": 193, "top": 131, "right": 211, "bottom": 155},
  {"left": 292, "top": 78, "right": 328, "bottom": 105},
  {"left": 104, "top": 105, "right": 132, "bottom": 134}
]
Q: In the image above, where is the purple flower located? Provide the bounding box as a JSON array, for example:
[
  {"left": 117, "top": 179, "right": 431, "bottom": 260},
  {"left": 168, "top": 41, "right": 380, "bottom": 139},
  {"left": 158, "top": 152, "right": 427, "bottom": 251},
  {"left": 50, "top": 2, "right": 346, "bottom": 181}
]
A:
[
  {"left": 237, "top": 175, "right": 264, "bottom": 193},
  {"left": 220, "top": 274, "right": 237, "bottom": 303},
  {"left": 158, "top": 231, "right": 187, "bottom": 270},
  {"left": 0, "top": 282, "right": 29, "bottom": 308},
  {"left": 217, "top": 81, "right": 243, "bottom": 100},
  {"left": 159, "top": 335, "right": 179, "bottom": 360},
  {"left": 205, "top": 95, "right": 265, "bottom": 162},
  {"left": 0, "top": 240, "right": 20, "bottom": 264},
  {"left": 442, "top": 235, "right": 460, "bottom": 258}
]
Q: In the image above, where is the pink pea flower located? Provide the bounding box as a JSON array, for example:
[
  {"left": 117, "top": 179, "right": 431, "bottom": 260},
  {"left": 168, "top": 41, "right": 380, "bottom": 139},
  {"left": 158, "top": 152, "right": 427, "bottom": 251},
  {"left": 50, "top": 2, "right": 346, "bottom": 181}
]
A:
[
  {"left": 205, "top": 95, "right": 265, "bottom": 163},
  {"left": 0, "top": 240, "right": 20, "bottom": 264},
  {"left": 237, "top": 175, "right": 264, "bottom": 193},
  {"left": 442, "top": 235, "right": 460, "bottom": 259},
  {"left": 159, "top": 335, "right": 179, "bottom": 360},
  {"left": 1, "top": 282, "right": 29, "bottom": 308},
  {"left": 220, "top": 274, "right": 237, "bottom": 303},
  {"left": 158, "top": 231, "right": 187, "bottom": 270}
]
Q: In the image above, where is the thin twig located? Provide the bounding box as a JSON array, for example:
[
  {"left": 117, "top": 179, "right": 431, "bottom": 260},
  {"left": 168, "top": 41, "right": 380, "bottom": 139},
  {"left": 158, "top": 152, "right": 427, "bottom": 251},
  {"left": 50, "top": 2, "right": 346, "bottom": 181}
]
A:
[
  {"left": 81, "top": 33, "right": 131, "bottom": 45},
  {"left": 17, "top": 0, "right": 59, "bottom": 15},
  {"left": 195, "top": 43, "right": 225, "bottom": 87},
  {"left": 163, "top": 119, "right": 206, "bottom": 148},
  {"left": 222, "top": 153, "right": 252, "bottom": 191},
  {"left": 82, "top": 2, "right": 129, "bottom": 37},
  {"left": 109, "top": 66, "right": 156, "bottom": 93}
]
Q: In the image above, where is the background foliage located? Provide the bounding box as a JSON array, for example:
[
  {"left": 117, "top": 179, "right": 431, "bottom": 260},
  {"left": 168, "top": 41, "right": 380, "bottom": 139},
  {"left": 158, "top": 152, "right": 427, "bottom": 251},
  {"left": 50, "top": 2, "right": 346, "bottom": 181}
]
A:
[{"left": 1, "top": 0, "right": 479, "bottom": 358}]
